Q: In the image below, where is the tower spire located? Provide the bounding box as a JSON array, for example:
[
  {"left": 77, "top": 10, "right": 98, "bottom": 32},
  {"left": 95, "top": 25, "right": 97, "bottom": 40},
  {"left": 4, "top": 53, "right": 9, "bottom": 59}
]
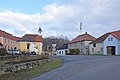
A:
[{"left": 38, "top": 27, "right": 43, "bottom": 36}]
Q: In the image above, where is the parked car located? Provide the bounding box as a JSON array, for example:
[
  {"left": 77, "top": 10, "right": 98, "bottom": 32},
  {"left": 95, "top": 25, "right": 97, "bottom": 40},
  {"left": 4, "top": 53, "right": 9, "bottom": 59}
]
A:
[{"left": 7, "top": 49, "right": 20, "bottom": 55}]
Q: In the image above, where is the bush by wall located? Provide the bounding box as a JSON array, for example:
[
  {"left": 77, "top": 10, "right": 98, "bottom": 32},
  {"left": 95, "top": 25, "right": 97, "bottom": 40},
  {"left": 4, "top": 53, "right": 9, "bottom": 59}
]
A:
[
  {"left": 69, "top": 49, "right": 80, "bottom": 55},
  {"left": 0, "top": 48, "right": 7, "bottom": 56}
]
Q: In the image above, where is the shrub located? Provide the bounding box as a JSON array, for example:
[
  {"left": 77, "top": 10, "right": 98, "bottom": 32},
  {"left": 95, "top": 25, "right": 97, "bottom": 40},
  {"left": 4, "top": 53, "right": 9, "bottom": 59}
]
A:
[
  {"left": 69, "top": 49, "right": 80, "bottom": 55},
  {"left": 74, "top": 49, "right": 80, "bottom": 55},
  {"left": 0, "top": 48, "right": 7, "bottom": 56}
]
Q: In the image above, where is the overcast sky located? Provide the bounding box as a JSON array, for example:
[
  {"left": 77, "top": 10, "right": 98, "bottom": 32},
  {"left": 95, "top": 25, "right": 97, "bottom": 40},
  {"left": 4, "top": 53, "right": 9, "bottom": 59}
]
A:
[{"left": 0, "top": 0, "right": 120, "bottom": 40}]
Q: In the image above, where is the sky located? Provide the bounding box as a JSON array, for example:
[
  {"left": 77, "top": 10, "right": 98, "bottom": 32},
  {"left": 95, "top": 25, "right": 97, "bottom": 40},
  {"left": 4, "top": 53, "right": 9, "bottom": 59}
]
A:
[{"left": 0, "top": 0, "right": 120, "bottom": 40}]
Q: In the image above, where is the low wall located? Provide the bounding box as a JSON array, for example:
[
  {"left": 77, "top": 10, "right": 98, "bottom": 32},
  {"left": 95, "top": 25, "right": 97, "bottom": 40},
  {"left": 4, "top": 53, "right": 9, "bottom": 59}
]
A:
[{"left": 0, "top": 59, "right": 51, "bottom": 75}]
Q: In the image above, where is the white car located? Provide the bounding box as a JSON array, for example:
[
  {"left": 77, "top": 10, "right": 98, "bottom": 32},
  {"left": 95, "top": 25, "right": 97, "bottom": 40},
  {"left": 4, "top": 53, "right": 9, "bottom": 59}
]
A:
[{"left": 7, "top": 50, "right": 20, "bottom": 55}]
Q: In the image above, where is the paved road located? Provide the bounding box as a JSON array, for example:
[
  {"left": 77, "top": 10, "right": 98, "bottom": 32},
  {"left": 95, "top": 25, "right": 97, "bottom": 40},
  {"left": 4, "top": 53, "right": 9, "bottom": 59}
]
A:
[{"left": 33, "top": 55, "right": 120, "bottom": 80}]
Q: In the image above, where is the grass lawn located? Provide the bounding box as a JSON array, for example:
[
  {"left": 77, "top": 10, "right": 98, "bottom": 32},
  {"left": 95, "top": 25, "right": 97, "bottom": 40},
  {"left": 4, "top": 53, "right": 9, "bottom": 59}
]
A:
[
  {"left": 0, "top": 60, "right": 9, "bottom": 64},
  {"left": 0, "top": 58, "right": 63, "bottom": 80}
]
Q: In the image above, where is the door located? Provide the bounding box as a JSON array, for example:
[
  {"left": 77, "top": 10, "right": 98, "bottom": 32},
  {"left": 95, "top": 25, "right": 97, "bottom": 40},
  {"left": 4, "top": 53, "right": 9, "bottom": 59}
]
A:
[
  {"left": 107, "top": 46, "right": 116, "bottom": 55},
  {"left": 65, "top": 50, "right": 68, "bottom": 55},
  {"left": 111, "top": 46, "right": 115, "bottom": 55}
]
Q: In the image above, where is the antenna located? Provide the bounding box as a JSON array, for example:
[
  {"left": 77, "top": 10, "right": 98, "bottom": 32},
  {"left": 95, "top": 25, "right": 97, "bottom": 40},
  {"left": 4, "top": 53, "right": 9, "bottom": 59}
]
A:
[{"left": 80, "top": 21, "right": 82, "bottom": 35}]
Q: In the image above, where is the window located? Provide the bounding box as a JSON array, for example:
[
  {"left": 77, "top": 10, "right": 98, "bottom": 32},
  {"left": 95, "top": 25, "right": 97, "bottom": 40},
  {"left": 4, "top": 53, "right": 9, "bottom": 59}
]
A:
[
  {"left": 62, "top": 51, "right": 64, "bottom": 54},
  {"left": 101, "top": 48, "right": 103, "bottom": 52},
  {"left": 59, "top": 51, "right": 61, "bottom": 54},
  {"left": 93, "top": 44, "right": 96, "bottom": 47},
  {"left": 8, "top": 40, "right": 9, "bottom": 43},
  {"left": 5, "top": 39, "right": 6, "bottom": 43},
  {"left": 27, "top": 43, "right": 30, "bottom": 49},
  {"left": 111, "top": 37, "right": 113, "bottom": 41},
  {"left": 108, "top": 38, "right": 110, "bottom": 41},
  {"left": 80, "top": 49, "right": 83, "bottom": 54}
]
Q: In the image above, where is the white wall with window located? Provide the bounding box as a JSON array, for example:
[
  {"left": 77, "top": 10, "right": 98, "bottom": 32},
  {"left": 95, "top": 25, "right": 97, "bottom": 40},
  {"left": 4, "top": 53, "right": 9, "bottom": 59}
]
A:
[{"left": 57, "top": 49, "right": 69, "bottom": 55}]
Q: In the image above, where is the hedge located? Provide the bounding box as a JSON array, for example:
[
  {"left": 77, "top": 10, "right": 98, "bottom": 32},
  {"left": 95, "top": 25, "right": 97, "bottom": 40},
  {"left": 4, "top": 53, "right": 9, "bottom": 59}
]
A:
[{"left": 69, "top": 49, "right": 80, "bottom": 55}]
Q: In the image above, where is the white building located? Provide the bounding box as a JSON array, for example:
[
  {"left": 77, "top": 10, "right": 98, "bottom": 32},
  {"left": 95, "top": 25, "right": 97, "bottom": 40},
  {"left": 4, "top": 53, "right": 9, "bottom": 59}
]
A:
[
  {"left": 56, "top": 44, "right": 69, "bottom": 55},
  {"left": 90, "top": 30, "right": 120, "bottom": 55},
  {"left": 103, "top": 31, "right": 120, "bottom": 55}
]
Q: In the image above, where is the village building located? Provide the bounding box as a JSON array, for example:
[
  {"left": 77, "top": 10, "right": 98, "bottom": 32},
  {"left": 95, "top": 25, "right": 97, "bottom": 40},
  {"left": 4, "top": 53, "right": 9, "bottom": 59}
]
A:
[
  {"left": 17, "top": 34, "right": 43, "bottom": 55},
  {"left": 68, "top": 32, "right": 96, "bottom": 54},
  {"left": 56, "top": 44, "right": 69, "bottom": 55},
  {"left": 89, "top": 30, "right": 120, "bottom": 55},
  {"left": 0, "top": 30, "right": 20, "bottom": 50}
]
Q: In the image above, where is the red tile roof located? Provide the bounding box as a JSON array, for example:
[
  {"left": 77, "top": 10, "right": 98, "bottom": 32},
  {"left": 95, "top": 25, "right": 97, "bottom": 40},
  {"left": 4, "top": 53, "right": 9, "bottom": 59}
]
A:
[
  {"left": 69, "top": 32, "right": 96, "bottom": 44},
  {"left": 18, "top": 34, "right": 42, "bottom": 42},
  {"left": 0, "top": 30, "right": 20, "bottom": 41},
  {"left": 110, "top": 30, "right": 120, "bottom": 40},
  {"left": 90, "top": 30, "right": 120, "bottom": 44},
  {"left": 89, "top": 33, "right": 109, "bottom": 44}
]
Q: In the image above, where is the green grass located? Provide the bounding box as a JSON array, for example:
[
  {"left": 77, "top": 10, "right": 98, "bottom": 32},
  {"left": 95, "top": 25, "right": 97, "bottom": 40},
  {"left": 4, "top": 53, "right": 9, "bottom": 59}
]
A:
[
  {"left": 0, "top": 58, "right": 63, "bottom": 80},
  {"left": 0, "top": 60, "right": 9, "bottom": 64}
]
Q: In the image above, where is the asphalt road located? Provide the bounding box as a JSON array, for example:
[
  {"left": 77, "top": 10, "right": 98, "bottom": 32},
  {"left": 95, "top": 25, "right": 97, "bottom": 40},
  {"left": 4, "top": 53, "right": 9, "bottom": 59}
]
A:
[{"left": 33, "top": 55, "right": 120, "bottom": 80}]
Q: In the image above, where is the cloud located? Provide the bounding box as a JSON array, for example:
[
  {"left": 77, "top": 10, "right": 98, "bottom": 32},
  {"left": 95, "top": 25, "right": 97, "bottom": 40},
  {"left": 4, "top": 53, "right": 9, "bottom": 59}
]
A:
[{"left": 0, "top": 0, "right": 120, "bottom": 40}]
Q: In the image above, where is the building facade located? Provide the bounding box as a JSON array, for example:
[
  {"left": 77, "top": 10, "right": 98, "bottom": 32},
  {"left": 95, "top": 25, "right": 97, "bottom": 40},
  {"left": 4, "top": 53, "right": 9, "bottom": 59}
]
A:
[
  {"left": 56, "top": 44, "right": 69, "bottom": 55},
  {"left": 89, "top": 33, "right": 109, "bottom": 55},
  {"left": 17, "top": 34, "right": 43, "bottom": 55},
  {"left": 90, "top": 30, "right": 120, "bottom": 55},
  {"left": 103, "top": 33, "right": 120, "bottom": 55},
  {"left": 68, "top": 32, "right": 96, "bottom": 54},
  {"left": 0, "top": 30, "right": 20, "bottom": 50}
]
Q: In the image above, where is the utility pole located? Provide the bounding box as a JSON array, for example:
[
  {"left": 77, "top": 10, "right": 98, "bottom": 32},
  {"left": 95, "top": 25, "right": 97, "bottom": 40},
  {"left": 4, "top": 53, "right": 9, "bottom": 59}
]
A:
[
  {"left": 80, "top": 21, "right": 82, "bottom": 35},
  {"left": 79, "top": 21, "right": 82, "bottom": 55}
]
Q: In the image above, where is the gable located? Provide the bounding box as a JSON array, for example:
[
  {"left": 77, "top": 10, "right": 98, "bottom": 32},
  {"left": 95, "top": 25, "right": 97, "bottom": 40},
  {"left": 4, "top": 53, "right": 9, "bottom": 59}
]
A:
[{"left": 104, "top": 34, "right": 118, "bottom": 43}]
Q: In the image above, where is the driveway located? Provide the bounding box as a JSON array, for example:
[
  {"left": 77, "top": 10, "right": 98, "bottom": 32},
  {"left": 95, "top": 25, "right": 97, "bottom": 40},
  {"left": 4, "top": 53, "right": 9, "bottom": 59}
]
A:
[{"left": 33, "top": 55, "right": 120, "bottom": 80}]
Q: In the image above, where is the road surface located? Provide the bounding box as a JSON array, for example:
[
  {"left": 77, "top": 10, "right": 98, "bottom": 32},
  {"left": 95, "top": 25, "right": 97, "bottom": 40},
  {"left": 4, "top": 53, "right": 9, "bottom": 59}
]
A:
[{"left": 33, "top": 55, "right": 120, "bottom": 80}]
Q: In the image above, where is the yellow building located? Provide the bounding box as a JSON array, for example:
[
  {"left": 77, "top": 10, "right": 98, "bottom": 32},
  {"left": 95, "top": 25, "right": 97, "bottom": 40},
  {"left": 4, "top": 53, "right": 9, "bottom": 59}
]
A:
[{"left": 17, "top": 34, "right": 43, "bottom": 55}]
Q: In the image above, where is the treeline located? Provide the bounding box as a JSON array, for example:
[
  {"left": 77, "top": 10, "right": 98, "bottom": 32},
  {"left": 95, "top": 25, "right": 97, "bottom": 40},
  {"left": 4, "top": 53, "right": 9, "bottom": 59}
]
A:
[{"left": 43, "top": 36, "right": 69, "bottom": 51}]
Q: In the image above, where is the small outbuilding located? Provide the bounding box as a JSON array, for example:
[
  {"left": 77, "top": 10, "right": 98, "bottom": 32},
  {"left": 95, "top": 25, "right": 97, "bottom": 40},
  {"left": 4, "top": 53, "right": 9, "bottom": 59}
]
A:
[{"left": 56, "top": 44, "right": 69, "bottom": 55}]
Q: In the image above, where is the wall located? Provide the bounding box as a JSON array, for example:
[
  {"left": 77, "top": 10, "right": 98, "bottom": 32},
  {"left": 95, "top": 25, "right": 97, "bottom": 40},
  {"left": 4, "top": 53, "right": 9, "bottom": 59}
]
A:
[
  {"left": 68, "top": 41, "right": 93, "bottom": 54},
  {"left": 103, "top": 34, "right": 119, "bottom": 55},
  {"left": 0, "top": 37, "right": 3, "bottom": 44},
  {"left": 68, "top": 41, "right": 84, "bottom": 54},
  {"left": 0, "top": 59, "right": 51, "bottom": 75},
  {"left": 118, "top": 40, "right": 120, "bottom": 55},
  {"left": 57, "top": 49, "right": 69, "bottom": 55},
  {"left": 89, "top": 43, "right": 103, "bottom": 55},
  {"left": 1, "top": 37, "right": 18, "bottom": 50},
  {"left": 18, "top": 42, "right": 42, "bottom": 55}
]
